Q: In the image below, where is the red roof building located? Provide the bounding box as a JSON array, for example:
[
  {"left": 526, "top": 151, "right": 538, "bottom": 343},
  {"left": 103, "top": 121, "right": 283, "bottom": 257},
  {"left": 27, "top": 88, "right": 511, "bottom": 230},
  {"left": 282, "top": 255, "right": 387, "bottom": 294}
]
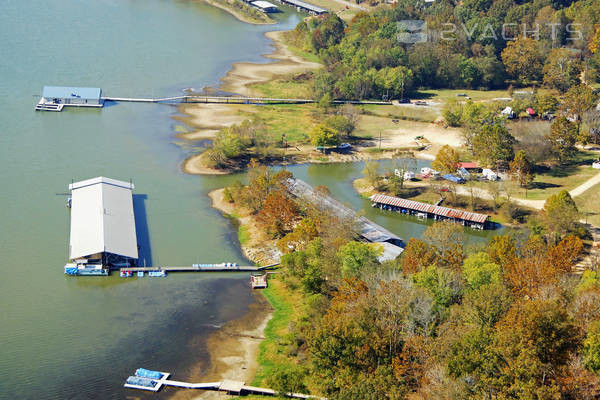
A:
[{"left": 457, "top": 162, "right": 479, "bottom": 169}]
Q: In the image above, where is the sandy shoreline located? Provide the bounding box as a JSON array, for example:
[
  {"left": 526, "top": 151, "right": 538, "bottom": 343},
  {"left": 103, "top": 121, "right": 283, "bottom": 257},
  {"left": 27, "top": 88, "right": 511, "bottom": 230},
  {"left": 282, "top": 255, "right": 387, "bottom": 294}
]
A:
[
  {"left": 179, "top": 30, "right": 322, "bottom": 175},
  {"left": 166, "top": 28, "right": 307, "bottom": 400},
  {"left": 167, "top": 293, "right": 273, "bottom": 400},
  {"left": 166, "top": 189, "right": 279, "bottom": 400}
]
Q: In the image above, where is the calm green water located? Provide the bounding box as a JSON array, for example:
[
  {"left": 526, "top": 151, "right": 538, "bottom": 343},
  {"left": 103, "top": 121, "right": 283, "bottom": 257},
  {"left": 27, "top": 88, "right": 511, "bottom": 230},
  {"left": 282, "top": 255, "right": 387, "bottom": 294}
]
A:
[
  {"left": 0, "top": 2, "right": 500, "bottom": 399},
  {"left": 0, "top": 1, "right": 303, "bottom": 399}
]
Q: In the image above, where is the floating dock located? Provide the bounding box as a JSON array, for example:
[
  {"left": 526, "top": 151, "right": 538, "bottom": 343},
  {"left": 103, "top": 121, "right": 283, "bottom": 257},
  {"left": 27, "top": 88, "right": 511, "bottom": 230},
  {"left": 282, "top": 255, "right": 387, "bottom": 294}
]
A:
[
  {"left": 370, "top": 193, "right": 490, "bottom": 230},
  {"left": 124, "top": 368, "right": 324, "bottom": 399},
  {"left": 251, "top": 272, "right": 268, "bottom": 289},
  {"left": 36, "top": 86, "right": 104, "bottom": 111}
]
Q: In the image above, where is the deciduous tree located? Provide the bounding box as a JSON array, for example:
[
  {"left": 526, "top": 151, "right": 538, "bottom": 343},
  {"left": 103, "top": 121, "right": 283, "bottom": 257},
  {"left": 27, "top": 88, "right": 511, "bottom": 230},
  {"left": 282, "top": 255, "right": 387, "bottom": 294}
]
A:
[
  {"left": 422, "top": 221, "right": 464, "bottom": 269},
  {"left": 501, "top": 36, "right": 544, "bottom": 84},
  {"left": 461, "top": 252, "right": 502, "bottom": 292},
  {"left": 542, "top": 190, "right": 581, "bottom": 240},
  {"left": 310, "top": 124, "right": 341, "bottom": 149},
  {"left": 547, "top": 117, "right": 578, "bottom": 164},
  {"left": 431, "top": 145, "right": 460, "bottom": 175},
  {"left": 473, "top": 124, "right": 516, "bottom": 168},
  {"left": 257, "top": 190, "right": 299, "bottom": 238},
  {"left": 401, "top": 238, "right": 438, "bottom": 274},
  {"left": 509, "top": 150, "right": 535, "bottom": 188},
  {"left": 543, "top": 48, "right": 583, "bottom": 92},
  {"left": 337, "top": 241, "right": 381, "bottom": 278},
  {"left": 362, "top": 159, "right": 381, "bottom": 190}
]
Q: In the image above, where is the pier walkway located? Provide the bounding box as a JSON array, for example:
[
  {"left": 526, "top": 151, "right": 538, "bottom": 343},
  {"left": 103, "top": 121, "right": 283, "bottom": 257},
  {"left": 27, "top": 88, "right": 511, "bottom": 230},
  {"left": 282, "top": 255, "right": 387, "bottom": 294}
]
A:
[
  {"left": 102, "top": 95, "right": 393, "bottom": 106},
  {"left": 125, "top": 370, "right": 325, "bottom": 399},
  {"left": 120, "top": 264, "right": 276, "bottom": 273}
]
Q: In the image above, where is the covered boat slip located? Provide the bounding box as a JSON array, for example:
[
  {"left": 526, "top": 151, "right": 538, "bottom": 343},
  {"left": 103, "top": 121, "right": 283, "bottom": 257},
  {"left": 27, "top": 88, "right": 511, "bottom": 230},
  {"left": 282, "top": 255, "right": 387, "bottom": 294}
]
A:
[
  {"left": 285, "top": 178, "right": 404, "bottom": 261},
  {"left": 370, "top": 193, "right": 490, "bottom": 230},
  {"left": 66, "top": 177, "right": 138, "bottom": 275}
]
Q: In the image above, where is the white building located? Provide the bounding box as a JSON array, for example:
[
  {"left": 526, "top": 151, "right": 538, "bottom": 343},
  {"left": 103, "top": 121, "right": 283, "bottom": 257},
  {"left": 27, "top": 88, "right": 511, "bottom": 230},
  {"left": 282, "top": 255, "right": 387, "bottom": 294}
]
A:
[{"left": 65, "top": 177, "right": 138, "bottom": 275}]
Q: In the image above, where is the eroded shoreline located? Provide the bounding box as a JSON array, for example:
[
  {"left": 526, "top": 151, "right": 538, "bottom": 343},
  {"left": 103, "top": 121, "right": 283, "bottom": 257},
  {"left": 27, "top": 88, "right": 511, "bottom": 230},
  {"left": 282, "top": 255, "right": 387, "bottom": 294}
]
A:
[{"left": 179, "top": 30, "right": 322, "bottom": 175}]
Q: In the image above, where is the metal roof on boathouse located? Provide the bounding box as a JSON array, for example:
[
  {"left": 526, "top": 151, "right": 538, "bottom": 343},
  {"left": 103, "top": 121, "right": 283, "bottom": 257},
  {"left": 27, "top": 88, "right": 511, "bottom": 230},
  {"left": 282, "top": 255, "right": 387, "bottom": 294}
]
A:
[
  {"left": 370, "top": 193, "right": 489, "bottom": 224},
  {"left": 43, "top": 86, "right": 102, "bottom": 101},
  {"left": 68, "top": 177, "right": 138, "bottom": 260}
]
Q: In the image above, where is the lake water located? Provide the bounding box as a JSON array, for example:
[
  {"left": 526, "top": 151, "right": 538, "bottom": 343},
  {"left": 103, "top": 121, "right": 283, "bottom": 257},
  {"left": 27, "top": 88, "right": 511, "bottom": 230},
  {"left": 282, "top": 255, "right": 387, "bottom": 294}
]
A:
[{"left": 0, "top": 2, "right": 499, "bottom": 399}]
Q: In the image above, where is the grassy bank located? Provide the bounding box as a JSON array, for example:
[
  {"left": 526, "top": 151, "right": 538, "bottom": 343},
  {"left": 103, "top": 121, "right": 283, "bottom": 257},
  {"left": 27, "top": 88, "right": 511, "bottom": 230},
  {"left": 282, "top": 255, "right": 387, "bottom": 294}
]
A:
[
  {"left": 252, "top": 278, "right": 298, "bottom": 386},
  {"left": 226, "top": 277, "right": 307, "bottom": 400}
]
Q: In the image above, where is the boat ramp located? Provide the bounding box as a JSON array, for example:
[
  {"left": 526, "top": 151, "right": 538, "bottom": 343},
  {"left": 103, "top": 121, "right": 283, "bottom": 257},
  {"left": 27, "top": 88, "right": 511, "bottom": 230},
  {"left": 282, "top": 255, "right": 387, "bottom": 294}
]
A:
[{"left": 124, "top": 368, "right": 324, "bottom": 399}]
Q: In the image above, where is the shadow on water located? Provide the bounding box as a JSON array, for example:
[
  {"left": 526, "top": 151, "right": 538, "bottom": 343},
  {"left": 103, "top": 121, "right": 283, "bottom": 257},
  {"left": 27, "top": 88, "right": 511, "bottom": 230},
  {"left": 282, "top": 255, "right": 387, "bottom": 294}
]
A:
[{"left": 134, "top": 194, "right": 152, "bottom": 267}]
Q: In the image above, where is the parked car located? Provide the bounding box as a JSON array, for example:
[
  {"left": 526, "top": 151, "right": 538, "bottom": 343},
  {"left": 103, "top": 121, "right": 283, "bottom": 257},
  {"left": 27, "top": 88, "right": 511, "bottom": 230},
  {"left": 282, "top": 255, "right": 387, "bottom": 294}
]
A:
[
  {"left": 542, "top": 112, "right": 555, "bottom": 121},
  {"left": 593, "top": 161, "right": 600, "bottom": 170},
  {"left": 457, "top": 167, "right": 470, "bottom": 179},
  {"left": 482, "top": 168, "right": 498, "bottom": 181},
  {"left": 443, "top": 174, "right": 465, "bottom": 184},
  {"left": 500, "top": 106, "right": 517, "bottom": 119},
  {"left": 395, "top": 169, "right": 415, "bottom": 180},
  {"left": 337, "top": 143, "right": 352, "bottom": 150}
]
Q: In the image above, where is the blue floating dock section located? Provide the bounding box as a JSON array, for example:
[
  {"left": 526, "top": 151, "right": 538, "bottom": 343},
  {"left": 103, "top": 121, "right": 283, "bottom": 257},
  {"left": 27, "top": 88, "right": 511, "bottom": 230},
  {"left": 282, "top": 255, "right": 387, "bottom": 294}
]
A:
[
  {"left": 124, "top": 369, "right": 170, "bottom": 392},
  {"left": 136, "top": 368, "right": 164, "bottom": 379}
]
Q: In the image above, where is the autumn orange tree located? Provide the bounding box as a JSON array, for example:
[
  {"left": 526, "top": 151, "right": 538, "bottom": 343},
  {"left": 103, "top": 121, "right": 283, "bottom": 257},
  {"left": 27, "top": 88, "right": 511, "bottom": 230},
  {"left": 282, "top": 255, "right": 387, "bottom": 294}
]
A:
[
  {"left": 503, "top": 235, "right": 584, "bottom": 297},
  {"left": 257, "top": 189, "right": 300, "bottom": 238},
  {"left": 401, "top": 238, "right": 437, "bottom": 274}
]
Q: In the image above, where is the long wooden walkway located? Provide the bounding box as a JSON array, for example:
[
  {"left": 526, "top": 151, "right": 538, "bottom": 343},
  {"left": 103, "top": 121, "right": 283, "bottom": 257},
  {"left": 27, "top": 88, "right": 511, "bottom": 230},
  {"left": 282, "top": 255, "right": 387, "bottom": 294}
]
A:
[
  {"left": 125, "top": 371, "right": 325, "bottom": 399},
  {"left": 119, "top": 263, "right": 278, "bottom": 273},
  {"left": 102, "top": 95, "right": 393, "bottom": 106}
]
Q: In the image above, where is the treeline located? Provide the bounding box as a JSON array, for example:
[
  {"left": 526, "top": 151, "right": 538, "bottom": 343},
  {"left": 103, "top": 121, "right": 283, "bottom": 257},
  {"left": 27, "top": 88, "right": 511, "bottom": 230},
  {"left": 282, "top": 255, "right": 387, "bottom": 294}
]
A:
[
  {"left": 288, "top": 0, "right": 600, "bottom": 99},
  {"left": 223, "top": 166, "right": 600, "bottom": 398}
]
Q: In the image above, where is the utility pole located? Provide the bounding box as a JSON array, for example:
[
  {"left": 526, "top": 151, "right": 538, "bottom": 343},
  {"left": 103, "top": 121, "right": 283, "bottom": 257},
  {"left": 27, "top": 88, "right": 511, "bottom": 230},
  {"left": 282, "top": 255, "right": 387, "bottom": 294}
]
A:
[{"left": 379, "top": 130, "right": 382, "bottom": 149}]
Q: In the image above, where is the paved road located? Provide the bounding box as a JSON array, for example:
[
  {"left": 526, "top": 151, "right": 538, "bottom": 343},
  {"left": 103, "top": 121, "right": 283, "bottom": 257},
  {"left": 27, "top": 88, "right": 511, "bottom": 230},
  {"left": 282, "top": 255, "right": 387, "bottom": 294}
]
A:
[
  {"left": 452, "top": 171, "right": 600, "bottom": 210},
  {"left": 569, "top": 170, "right": 600, "bottom": 197}
]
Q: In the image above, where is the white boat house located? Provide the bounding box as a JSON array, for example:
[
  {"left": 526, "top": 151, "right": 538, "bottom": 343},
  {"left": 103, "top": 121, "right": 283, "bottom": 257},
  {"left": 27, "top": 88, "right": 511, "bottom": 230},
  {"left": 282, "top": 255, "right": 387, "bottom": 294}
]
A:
[
  {"left": 36, "top": 86, "right": 104, "bottom": 111},
  {"left": 64, "top": 177, "right": 138, "bottom": 276},
  {"left": 251, "top": 0, "right": 278, "bottom": 12}
]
